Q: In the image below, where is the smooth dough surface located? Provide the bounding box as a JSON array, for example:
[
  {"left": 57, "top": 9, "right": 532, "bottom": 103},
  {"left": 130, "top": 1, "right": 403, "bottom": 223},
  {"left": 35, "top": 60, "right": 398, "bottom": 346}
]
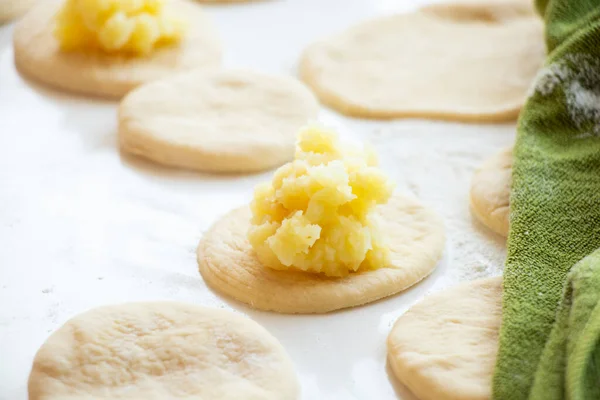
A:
[
  {"left": 0, "top": 0, "right": 36, "bottom": 22},
  {"left": 388, "top": 277, "right": 502, "bottom": 400},
  {"left": 470, "top": 147, "right": 512, "bottom": 237},
  {"left": 119, "top": 70, "right": 319, "bottom": 172},
  {"left": 13, "top": 0, "right": 221, "bottom": 98},
  {"left": 28, "top": 302, "right": 299, "bottom": 400},
  {"left": 300, "top": 1, "right": 545, "bottom": 121},
  {"left": 197, "top": 194, "right": 446, "bottom": 314}
]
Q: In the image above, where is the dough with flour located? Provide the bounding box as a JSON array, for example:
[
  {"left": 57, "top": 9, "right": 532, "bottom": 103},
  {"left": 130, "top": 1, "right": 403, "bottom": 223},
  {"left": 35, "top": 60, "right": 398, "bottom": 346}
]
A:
[
  {"left": 470, "top": 147, "right": 512, "bottom": 237},
  {"left": 0, "top": 0, "right": 36, "bottom": 22},
  {"left": 119, "top": 70, "right": 319, "bottom": 172},
  {"left": 28, "top": 302, "right": 300, "bottom": 400},
  {"left": 197, "top": 194, "right": 446, "bottom": 313},
  {"left": 388, "top": 277, "right": 502, "bottom": 400},
  {"left": 300, "top": 1, "right": 545, "bottom": 121},
  {"left": 13, "top": 0, "right": 221, "bottom": 98}
]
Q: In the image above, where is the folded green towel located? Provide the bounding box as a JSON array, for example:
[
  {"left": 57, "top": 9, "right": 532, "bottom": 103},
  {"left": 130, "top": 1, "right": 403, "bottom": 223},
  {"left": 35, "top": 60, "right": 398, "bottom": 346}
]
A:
[{"left": 492, "top": 1, "right": 600, "bottom": 399}]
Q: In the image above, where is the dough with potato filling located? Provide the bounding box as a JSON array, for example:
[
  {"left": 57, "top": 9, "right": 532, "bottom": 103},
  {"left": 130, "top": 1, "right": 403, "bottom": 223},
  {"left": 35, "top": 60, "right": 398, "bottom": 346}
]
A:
[
  {"left": 54, "top": 0, "right": 186, "bottom": 55},
  {"left": 13, "top": 0, "right": 221, "bottom": 98},
  {"left": 248, "top": 126, "right": 394, "bottom": 277}
]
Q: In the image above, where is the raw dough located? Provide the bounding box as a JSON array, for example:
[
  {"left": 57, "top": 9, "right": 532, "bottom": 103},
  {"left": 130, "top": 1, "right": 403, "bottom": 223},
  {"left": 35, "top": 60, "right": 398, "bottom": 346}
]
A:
[
  {"left": 197, "top": 194, "right": 446, "bottom": 313},
  {"left": 299, "top": 1, "right": 545, "bottom": 121},
  {"left": 0, "top": 0, "right": 36, "bottom": 22},
  {"left": 470, "top": 147, "right": 512, "bottom": 237},
  {"left": 13, "top": 0, "right": 221, "bottom": 98},
  {"left": 388, "top": 277, "right": 502, "bottom": 400},
  {"left": 119, "top": 70, "right": 319, "bottom": 172},
  {"left": 28, "top": 302, "right": 300, "bottom": 400}
]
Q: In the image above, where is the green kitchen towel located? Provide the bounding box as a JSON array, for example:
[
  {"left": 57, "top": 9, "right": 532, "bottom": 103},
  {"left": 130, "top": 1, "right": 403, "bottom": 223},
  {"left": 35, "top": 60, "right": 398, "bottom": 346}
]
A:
[{"left": 492, "top": 0, "right": 600, "bottom": 399}]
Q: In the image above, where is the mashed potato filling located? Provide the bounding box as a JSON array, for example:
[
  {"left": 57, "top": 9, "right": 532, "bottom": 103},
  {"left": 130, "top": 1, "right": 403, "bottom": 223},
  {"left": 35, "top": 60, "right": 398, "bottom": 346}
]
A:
[
  {"left": 248, "top": 126, "right": 394, "bottom": 277},
  {"left": 54, "top": 0, "right": 185, "bottom": 55}
]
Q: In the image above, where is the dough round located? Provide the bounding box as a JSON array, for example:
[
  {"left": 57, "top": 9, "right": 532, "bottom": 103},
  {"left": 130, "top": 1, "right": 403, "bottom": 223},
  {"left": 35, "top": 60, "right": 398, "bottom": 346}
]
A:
[
  {"left": 28, "top": 302, "right": 300, "bottom": 400},
  {"left": 470, "top": 147, "right": 512, "bottom": 237},
  {"left": 119, "top": 70, "right": 319, "bottom": 172},
  {"left": 197, "top": 194, "right": 446, "bottom": 314},
  {"left": 299, "top": 1, "right": 545, "bottom": 121},
  {"left": 13, "top": 0, "right": 221, "bottom": 98},
  {"left": 0, "top": 0, "right": 36, "bottom": 22},
  {"left": 388, "top": 277, "right": 502, "bottom": 400}
]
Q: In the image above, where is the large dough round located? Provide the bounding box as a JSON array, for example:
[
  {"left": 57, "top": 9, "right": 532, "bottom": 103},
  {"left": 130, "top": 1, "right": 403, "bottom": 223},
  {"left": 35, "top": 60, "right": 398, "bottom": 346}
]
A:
[
  {"left": 0, "top": 0, "right": 36, "bottom": 22},
  {"left": 388, "top": 277, "right": 502, "bottom": 400},
  {"left": 470, "top": 147, "right": 512, "bottom": 237},
  {"left": 28, "top": 302, "right": 300, "bottom": 400},
  {"left": 299, "top": 1, "right": 545, "bottom": 121},
  {"left": 13, "top": 0, "right": 221, "bottom": 98},
  {"left": 119, "top": 70, "right": 319, "bottom": 173},
  {"left": 197, "top": 194, "right": 446, "bottom": 314}
]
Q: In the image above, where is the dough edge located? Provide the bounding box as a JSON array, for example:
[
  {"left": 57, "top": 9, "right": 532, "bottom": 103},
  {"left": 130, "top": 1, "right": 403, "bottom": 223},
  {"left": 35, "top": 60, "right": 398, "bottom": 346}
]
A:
[
  {"left": 387, "top": 276, "right": 503, "bottom": 400},
  {"left": 469, "top": 147, "right": 513, "bottom": 237},
  {"left": 197, "top": 194, "right": 446, "bottom": 314},
  {"left": 27, "top": 301, "right": 300, "bottom": 400}
]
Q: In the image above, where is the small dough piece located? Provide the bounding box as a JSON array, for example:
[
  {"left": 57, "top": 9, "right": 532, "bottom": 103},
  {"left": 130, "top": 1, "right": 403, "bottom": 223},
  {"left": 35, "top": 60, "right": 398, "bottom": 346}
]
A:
[
  {"left": 300, "top": 1, "right": 545, "bottom": 121},
  {"left": 13, "top": 0, "right": 221, "bottom": 98},
  {"left": 119, "top": 70, "right": 319, "bottom": 172},
  {"left": 0, "top": 0, "right": 36, "bottom": 23},
  {"left": 198, "top": 194, "right": 446, "bottom": 314},
  {"left": 28, "top": 302, "right": 300, "bottom": 400},
  {"left": 387, "top": 277, "right": 502, "bottom": 400},
  {"left": 470, "top": 147, "right": 512, "bottom": 237}
]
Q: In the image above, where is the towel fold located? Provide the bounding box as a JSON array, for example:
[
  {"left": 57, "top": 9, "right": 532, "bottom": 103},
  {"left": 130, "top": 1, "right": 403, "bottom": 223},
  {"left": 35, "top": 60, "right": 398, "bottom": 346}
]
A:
[{"left": 492, "top": 0, "right": 600, "bottom": 399}]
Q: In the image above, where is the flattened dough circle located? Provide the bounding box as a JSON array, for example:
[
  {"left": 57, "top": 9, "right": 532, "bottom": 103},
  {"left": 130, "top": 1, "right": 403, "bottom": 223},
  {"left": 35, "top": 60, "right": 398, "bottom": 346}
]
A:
[
  {"left": 13, "top": 0, "right": 221, "bottom": 98},
  {"left": 28, "top": 302, "right": 300, "bottom": 400},
  {"left": 388, "top": 277, "right": 502, "bottom": 400},
  {"left": 197, "top": 194, "right": 446, "bottom": 314},
  {"left": 470, "top": 147, "right": 512, "bottom": 237},
  {"left": 119, "top": 70, "right": 319, "bottom": 172},
  {"left": 0, "top": 0, "right": 36, "bottom": 22},
  {"left": 300, "top": 1, "right": 545, "bottom": 121}
]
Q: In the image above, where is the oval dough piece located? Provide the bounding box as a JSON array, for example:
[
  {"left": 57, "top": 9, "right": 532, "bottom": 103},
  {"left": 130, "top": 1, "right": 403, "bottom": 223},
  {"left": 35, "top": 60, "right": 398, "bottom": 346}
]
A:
[
  {"left": 13, "top": 0, "right": 221, "bottom": 98},
  {"left": 0, "top": 0, "right": 36, "bottom": 23},
  {"left": 197, "top": 194, "right": 446, "bottom": 314},
  {"left": 299, "top": 1, "right": 545, "bottom": 121},
  {"left": 470, "top": 147, "right": 512, "bottom": 237},
  {"left": 119, "top": 70, "right": 320, "bottom": 172},
  {"left": 388, "top": 277, "right": 502, "bottom": 400},
  {"left": 28, "top": 302, "right": 300, "bottom": 400}
]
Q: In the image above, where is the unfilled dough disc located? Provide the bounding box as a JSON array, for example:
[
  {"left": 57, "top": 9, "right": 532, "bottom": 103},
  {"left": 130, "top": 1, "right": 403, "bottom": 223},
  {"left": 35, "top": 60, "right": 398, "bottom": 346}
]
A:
[
  {"left": 13, "top": 0, "right": 221, "bottom": 98},
  {"left": 0, "top": 0, "right": 36, "bottom": 22},
  {"left": 119, "top": 70, "right": 319, "bottom": 172},
  {"left": 388, "top": 277, "right": 502, "bottom": 400},
  {"left": 470, "top": 147, "right": 512, "bottom": 237},
  {"left": 197, "top": 194, "right": 446, "bottom": 314},
  {"left": 299, "top": 1, "right": 545, "bottom": 121},
  {"left": 28, "top": 302, "right": 300, "bottom": 400}
]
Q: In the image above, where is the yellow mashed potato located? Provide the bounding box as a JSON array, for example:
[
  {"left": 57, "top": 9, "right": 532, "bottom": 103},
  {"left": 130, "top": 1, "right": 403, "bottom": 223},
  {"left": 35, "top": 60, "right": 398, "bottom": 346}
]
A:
[
  {"left": 54, "top": 0, "right": 186, "bottom": 55},
  {"left": 248, "top": 126, "right": 394, "bottom": 277}
]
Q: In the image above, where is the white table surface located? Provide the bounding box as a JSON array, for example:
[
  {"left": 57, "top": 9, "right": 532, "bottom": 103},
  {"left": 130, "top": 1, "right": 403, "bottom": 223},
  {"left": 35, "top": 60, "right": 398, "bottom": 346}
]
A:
[{"left": 0, "top": 0, "right": 511, "bottom": 399}]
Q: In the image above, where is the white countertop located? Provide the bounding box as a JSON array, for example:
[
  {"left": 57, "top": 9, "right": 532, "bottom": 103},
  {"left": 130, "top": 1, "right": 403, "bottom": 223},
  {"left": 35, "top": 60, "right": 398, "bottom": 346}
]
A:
[{"left": 0, "top": 1, "right": 510, "bottom": 398}]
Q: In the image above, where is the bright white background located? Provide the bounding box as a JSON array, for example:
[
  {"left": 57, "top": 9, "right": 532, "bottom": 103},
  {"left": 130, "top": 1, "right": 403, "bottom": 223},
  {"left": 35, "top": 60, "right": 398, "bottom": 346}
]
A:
[{"left": 0, "top": 0, "right": 511, "bottom": 399}]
